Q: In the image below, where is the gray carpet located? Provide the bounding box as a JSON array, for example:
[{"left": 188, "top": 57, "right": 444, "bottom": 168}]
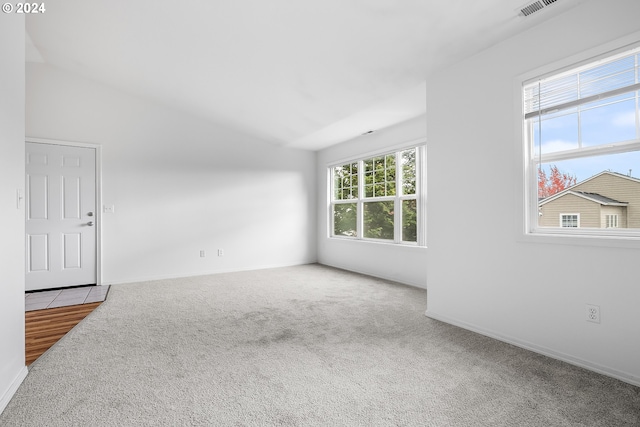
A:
[{"left": 2, "top": 264, "right": 639, "bottom": 426}]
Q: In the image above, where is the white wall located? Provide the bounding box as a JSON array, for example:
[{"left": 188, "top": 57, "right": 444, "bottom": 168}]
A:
[
  {"left": 27, "top": 64, "right": 317, "bottom": 285},
  {"left": 0, "top": 16, "right": 28, "bottom": 414},
  {"left": 317, "top": 115, "right": 427, "bottom": 288},
  {"left": 425, "top": 0, "right": 640, "bottom": 385}
]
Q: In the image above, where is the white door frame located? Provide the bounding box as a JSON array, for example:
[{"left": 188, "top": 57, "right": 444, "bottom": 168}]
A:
[{"left": 26, "top": 137, "right": 103, "bottom": 286}]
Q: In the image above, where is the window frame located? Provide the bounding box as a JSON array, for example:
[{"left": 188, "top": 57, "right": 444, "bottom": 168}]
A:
[
  {"left": 328, "top": 142, "right": 426, "bottom": 247},
  {"left": 560, "top": 213, "right": 580, "bottom": 228},
  {"left": 606, "top": 214, "right": 619, "bottom": 228},
  {"left": 519, "top": 37, "right": 640, "bottom": 245}
]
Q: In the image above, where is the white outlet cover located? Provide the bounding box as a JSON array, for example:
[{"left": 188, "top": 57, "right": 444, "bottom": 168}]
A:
[{"left": 586, "top": 304, "right": 600, "bottom": 323}]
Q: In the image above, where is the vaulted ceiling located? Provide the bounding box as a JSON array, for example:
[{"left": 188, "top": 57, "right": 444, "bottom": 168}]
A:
[{"left": 26, "top": 0, "right": 584, "bottom": 150}]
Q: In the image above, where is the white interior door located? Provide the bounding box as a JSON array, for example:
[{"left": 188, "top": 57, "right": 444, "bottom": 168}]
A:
[{"left": 25, "top": 142, "right": 97, "bottom": 291}]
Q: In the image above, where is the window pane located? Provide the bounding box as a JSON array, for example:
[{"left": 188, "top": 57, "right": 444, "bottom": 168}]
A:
[
  {"left": 402, "top": 199, "right": 417, "bottom": 242},
  {"left": 363, "top": 201, "right": 394, "bottom": 240},
  {"left": 581, "top": 97, "right": 637, "bottom": 146},
  {"left": 537, "top": 151, "right": 640, "bottom": 229},
  {"left": 364, "top": 157, "right": 375, "bottom": 197},
  {"left": 538, "top": 151, "right": 640, "bottom": 187},
  {"left": 561, "top": 215, "right": 579, "bottom": 227},
  {"left": 530, "top": 92, "right": 639, "bottom": 157},
  {"left": 526, "top": 74, "right": 578, "bottom": 114},
  {"left": 374, "top": 168, "right": 384, "bottom": 190},
  {"left": 374, "top": 156, "right": 383, "bottom": 170},
  {"left": 333, "top": 203, "right": 357, "bottom": 237},
  {"left": 525, "top": 52, "right": 638, "bottom": 115},
  {"left": 364, "top": 158, "right": 374, "bottom": 172},
  {"left": 364, "top": 184, "right": 374, "bottom": 198},
  {"left": 333, "top": 163, "right": 358, "bottom": 200},
  {"left": 531, "top": 110, "right": 579, "bottom": 156},
  {"left": 386, "top": 155, "right": 396, "bottom": 196},
  {"left": 401, "top": 149, "right": 416, "bottom": 195},
  {"left": 579, "top": 57, "right": 635, "bottom": 98},
  {"left": 363, "top": 154, "right": 396, "bottom": 198},
  {"left": 386, "top": 182, "right": 395, "bottom": 195}
]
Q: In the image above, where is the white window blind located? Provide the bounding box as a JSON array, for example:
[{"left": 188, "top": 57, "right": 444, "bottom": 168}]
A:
[{"left": 524, "top": 47, "right": 640, "bottom": 119}]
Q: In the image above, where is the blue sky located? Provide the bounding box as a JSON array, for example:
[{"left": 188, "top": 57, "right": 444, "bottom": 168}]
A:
[{"left": 533, "top": 92, "right": 640, "bottom": 182}]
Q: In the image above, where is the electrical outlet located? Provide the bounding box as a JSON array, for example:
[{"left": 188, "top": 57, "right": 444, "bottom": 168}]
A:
[
  {"left": 199, "top": 250, "right": 205, "bottom": 258},
  {"left": 218, "top": 249, "right": 224, "bottom": 257},
  {"left": 586, "top": 304, "right": 600, "bottom": 323}
]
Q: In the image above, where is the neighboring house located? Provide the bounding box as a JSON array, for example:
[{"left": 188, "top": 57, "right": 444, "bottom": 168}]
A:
[{"left": 539, "top": 171, "right": 640, "bottom": 228}]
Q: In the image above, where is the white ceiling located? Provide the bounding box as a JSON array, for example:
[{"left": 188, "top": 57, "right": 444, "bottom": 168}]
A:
[{"left": 26, "top": 0, "right": 584, "bottom": 150}]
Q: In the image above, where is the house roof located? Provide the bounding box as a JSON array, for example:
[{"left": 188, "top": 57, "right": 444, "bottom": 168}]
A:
[
  {"left": 573, "top": 192, "right": 627, "bottom": 205},
  {"left": 539, "top": 190, "right": 627, "bottom": 207},
  {"left": 539, "top": 171, "right": 637, "bottom": 206}
]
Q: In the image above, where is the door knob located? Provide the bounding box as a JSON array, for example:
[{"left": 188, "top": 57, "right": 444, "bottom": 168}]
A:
[{"left": 87, "top": 221, "right": 94, "bottom": 226}]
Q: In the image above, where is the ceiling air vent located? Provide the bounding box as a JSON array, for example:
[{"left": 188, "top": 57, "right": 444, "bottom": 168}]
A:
[{"left": 519, "top": 0, "right": 560, "bottom": 17}]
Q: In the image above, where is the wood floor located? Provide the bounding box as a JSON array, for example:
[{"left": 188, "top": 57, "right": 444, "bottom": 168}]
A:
[{"left": 25, "top": 302, "right": 102, "bottom": 365}]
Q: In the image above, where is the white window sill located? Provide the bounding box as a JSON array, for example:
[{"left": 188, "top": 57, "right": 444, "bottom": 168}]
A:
[
  {"left": 519, "top": 230, "right": 640, "bottom": 250},
  {"left": 327, "top": 236, "right": 427, "bottom": 250}
]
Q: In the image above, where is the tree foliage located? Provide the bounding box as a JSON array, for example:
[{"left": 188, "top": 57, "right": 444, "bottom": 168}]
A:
[
  {"left": 333, "top": 149, "right": 418, "bottom": 241},
  {"left": 334, "top": 203, "right": 357, "bottom": 236},
  {"left": 538, "top": 165, "right": 577, "bottom": 198}
]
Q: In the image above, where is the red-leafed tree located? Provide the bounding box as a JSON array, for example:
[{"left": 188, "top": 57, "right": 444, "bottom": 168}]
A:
[{"left": 538, "top": 165, "right": 577, "bottom": 198}]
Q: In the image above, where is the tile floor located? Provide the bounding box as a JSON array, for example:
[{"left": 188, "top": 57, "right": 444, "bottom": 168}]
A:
[{"left": 25, "top": 285, "right": 110, "bottom": 312}]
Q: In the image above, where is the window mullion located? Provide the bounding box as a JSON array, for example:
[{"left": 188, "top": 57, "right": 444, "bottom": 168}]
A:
[
  {"left": 577, "top": 73, "right": 583, "bottom": 149},
  {"left": 357, "top": 159, "right": 364, "bottom": 239},
  {"left": 636, "top": 54, "right": 640, "bottom": 140},
  {"left": 417, "top": 145, "right": 427, "bottom": 246},
  {"left": 330, "top": 167, "right": 339, "bottom": 238},
  {"left": 395, "top": 151, "right": 402, "bottom": 243},
  {"left": 637, "top": 89, "right": 640, "bottom": 140}
]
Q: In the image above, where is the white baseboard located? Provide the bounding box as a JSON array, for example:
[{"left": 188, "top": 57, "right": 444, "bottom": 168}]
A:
[
  {"left": 425, "top": 310, "right": 640, "bottom": 388},
  {"left": 319, "top": 261, "right": 427, "bottom": 289},
  {"left": 0, "top": 366, "right": 28, "bottom": 415},
  {"left": 104, "top": 260, "right": 317, "bottom": 286}
]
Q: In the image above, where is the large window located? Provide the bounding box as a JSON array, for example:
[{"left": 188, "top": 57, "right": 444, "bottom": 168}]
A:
[
  {"left": 523, "top": 44, "right": 640, "bottom": 237},
  {"left": 330, "top": 146, "right": 425, "bottom": 245}
]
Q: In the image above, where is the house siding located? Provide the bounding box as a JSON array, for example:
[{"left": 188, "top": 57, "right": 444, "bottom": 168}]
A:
[
  {"left": 573, "top": 174, "right": 640, "bottom": 228},
  {"left": 600, "top": 205, "right": 627, "bottom": 228},
  {"left": 539, "top": 194, "right": 601, "bottom": 228},
  {"left": 539, "top": 173, "right": 640, "bottom": 228}
]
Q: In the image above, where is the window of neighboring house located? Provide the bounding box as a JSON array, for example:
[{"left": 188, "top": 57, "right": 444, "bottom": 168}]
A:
[
  {"left": 606, "top": 214, "right": 619, "bottom": 228},
  {"left": 561, "top": 214, "right": 579, "bottom": 228},
  {"left": 523, "top": 43, "right": 640, "bottom": 237},
  {"left": 330, "top": 145, "right": 425, "bottom": 245}
]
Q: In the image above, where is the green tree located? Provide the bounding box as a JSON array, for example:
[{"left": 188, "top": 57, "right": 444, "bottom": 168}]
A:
[
  {"left": 364, "top": 201, "right": 394, "bottom": 239},
  {"left": 334, "top": 203, "right": 357, "bottom": 236}
]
